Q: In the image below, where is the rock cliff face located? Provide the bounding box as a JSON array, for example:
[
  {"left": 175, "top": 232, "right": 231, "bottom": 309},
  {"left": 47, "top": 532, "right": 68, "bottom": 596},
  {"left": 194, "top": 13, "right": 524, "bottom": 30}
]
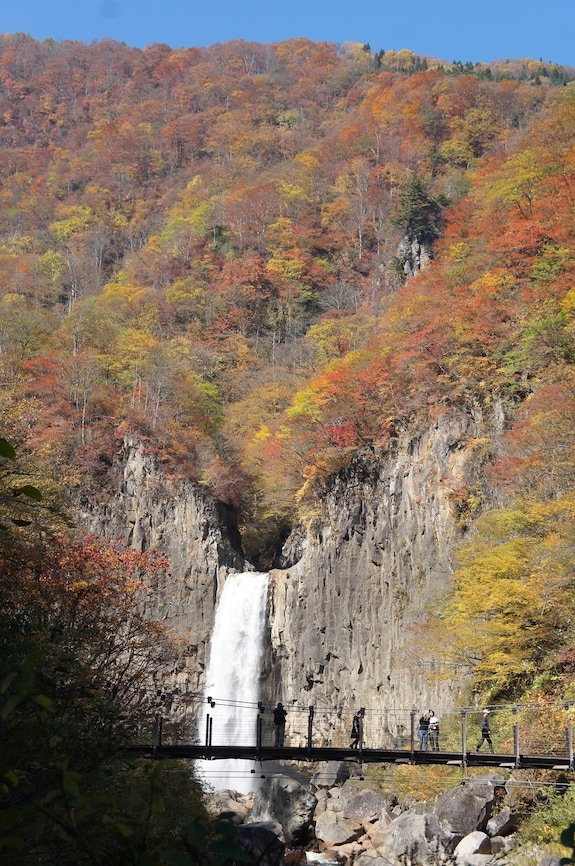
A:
[
  {"left": 397, "top": 236, "right": 432, "bottom": 277},
  {"left": 80, "top": 410, "right": 497, "bottom": 739},
  {"left": 79, "top": 436, "right": 245, "bottom": 705},
  {"left": 265, "top": 410, "right": 495, "bottom": 745}
]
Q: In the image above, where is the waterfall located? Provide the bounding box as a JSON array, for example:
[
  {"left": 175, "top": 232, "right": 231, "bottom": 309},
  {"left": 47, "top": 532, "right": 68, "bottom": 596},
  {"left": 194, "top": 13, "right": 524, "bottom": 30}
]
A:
[{"left": 196, "top": 571, "right": 270, "bottom": 793}]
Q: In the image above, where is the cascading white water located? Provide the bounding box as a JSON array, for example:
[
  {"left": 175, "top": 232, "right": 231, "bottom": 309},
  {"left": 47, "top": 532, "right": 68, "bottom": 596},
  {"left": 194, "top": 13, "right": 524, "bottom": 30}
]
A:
[{"left": 196, "top": 571, "right": 270, "bottom": 793}]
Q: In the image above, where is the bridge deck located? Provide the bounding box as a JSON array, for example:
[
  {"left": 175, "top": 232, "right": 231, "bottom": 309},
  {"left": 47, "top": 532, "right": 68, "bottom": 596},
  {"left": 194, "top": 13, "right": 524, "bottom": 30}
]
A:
[{"left": 127, "top": 743, "right": 574, "bottom": 772}]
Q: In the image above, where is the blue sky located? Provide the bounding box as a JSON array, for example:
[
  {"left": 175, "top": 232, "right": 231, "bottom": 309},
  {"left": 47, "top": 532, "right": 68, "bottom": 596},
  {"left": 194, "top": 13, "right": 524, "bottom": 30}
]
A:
[{"left": 2, "top": 0, "right": 574, "bottom": 67}]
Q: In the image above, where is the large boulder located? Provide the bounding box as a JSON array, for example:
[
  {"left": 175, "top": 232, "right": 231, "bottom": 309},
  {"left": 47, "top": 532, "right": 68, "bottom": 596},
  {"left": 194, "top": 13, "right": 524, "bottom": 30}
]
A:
[
  {"left": 310, "top": 761, "right": 350, "bottom": 788},
  {"left": 232, "top": 823, "right": 284, "bottom": 866},
  {"left": 338, "top": 778, "right": 381, "bottom": 803},
  {"left": 363, "top": 811, "right": 395, "bottom": 848},
  {"left": 248, "top": 775, "right": 318, "bottom": 845},
  {"left": 312, "top": 789, "right": 329, "bottom": 818},
  {"left": 342, "top": 788, "right": 393, "bottom": 823},
  {"left": 490, "top": 836, "right": 506, "bottom": 855},
  {"left": 434, "top": 776, "right": 504, "bottom": 837},
  {"left": 454, "top": 831, "right": 492, "bottom": 862},
  {"left": 204, "top": 789, "right": 253, "bottom": 825},
  {"left": 486, "top": 805, "right": 518, "bottom": 837},
  {"left": 377, "top": 808, "right": 453, "bottom": 865},
  {"left": 314, "top": 809, "right": 362, "bottom": 846}
]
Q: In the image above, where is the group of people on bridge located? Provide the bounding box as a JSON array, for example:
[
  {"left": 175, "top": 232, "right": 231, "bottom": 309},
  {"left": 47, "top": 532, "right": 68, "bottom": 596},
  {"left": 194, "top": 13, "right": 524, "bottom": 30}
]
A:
[
  {"left": 271, "top": 703, "right": 495, "bottom": 753},
  {"left": 417, "top": 710, "right": 441, "bottom": 751}
]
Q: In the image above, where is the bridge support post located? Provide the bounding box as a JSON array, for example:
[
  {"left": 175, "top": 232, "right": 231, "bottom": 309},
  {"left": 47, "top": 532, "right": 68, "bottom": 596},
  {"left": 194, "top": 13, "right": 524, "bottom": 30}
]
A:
[
  {"left": 257, "top": 712, "right": 263, "bottom": 752},
  {"left": 513, "top": 723, "right": 520, "bottom": 768},
  {"left": 307, "top": 706, "right": 314, "bottom": 751},
  {"left": 461, "top": 710, "right": 467, "bottom": 769},
  {"left": 567, "top": 724, "right": 573, "bottom": 771},
  {"left": 410, "top": 709, "right": 416, "bottom": 762},
  {"left": 205, "top": 713, "right": 213, "bottom": 747}
]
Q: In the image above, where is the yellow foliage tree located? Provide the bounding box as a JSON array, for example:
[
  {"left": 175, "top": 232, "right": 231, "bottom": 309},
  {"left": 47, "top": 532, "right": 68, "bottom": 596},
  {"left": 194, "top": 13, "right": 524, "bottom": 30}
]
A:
[{"left": 414, "top": 497, "right": 575, "bottom": 703}]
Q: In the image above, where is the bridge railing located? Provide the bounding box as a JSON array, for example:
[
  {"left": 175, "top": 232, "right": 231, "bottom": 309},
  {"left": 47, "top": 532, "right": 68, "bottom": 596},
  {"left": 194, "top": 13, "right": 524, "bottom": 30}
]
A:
[{"left": 144, "top": 697, "right": 575, "bottom": 764}]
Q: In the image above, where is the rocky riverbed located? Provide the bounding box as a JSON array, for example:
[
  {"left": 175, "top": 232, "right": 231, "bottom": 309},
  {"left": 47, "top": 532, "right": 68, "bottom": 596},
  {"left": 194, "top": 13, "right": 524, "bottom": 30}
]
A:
[{"left": 203, "top": 761, "right": 563, "bottom": 866}]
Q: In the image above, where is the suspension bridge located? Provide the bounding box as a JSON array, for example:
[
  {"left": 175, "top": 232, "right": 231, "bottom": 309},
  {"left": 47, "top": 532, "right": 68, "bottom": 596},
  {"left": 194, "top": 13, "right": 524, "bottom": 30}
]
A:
[{"left": 128, "top": 697, "right": 575, "bottom": 774}]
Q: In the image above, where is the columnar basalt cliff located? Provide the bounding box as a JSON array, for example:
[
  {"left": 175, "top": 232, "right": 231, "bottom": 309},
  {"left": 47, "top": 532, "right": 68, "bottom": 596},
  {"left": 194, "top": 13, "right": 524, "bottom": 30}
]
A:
[
  {"left": 81, "top": 410, "right": 498, "bottom": 737},
  {"left": 79, "top": 437, "right": 245, "bottom": 704},
  {"left": 265, "top": 410, "right": 496, "bottom": 744}
]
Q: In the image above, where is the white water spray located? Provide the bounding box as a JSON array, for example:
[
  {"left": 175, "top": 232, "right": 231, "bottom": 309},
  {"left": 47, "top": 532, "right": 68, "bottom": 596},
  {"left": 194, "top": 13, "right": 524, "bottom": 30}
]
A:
[{"left": 196, "top": 571, "right": 269, "bottom": 792}]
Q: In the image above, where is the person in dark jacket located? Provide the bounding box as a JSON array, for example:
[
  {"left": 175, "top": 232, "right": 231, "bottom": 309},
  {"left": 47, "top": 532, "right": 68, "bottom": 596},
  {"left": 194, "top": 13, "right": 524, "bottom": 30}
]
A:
[
  {"left": 476, "top": 709, "right": 494, "bottom": 753},
  {"left": 418, "top": 710, "right": 431, "bottom": 750},
  {"left": 349, "top": 708, "right": 365, "bottom": 749},
  {"left": 273, "top": 702, "right": 287, "bottom": 747}
]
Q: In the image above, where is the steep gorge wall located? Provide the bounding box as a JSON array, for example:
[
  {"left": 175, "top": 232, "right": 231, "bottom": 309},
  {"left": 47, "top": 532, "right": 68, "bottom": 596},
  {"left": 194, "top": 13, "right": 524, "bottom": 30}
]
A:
[
  {"left": 79, "top": 437, "right": 244, "bottom": 708},
  {"left": 265, "top": 409, "right": 496, "bottom": 745},
  {"left": 80, "top": 410, "right": 499, "bottom": 739}
]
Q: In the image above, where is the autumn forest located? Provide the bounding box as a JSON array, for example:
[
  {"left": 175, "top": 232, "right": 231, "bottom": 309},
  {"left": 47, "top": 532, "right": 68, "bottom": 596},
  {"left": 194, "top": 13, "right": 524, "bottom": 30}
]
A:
[{"left": 2, "top": 32, "right": 575, "bottom": 861}]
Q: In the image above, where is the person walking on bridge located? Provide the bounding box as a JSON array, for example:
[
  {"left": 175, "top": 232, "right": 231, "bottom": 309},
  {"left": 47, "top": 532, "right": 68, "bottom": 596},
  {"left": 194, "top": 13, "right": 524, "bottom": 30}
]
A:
[
  {"left": 273, "top": 702, "right": 287, "bottom": 747},
  {"left": 475, "top": 709, "right": 494, "bottom": 754},
  {"left": 350, "top": 708, "right": 365, "bottom": 749}
]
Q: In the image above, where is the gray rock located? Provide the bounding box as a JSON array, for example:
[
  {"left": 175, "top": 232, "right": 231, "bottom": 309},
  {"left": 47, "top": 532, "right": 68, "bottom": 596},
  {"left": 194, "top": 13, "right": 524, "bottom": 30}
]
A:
[
  {"left": 397, "top": 236, "right": 432, "bottom": 277},
  {"left": 367, "top": 808, "right": 395, "bottom": 833},
  {"left": 79, "top": 437, "right": 243, "bottom": 725},
  {"left": 486, "top": 805, "right": 517, "bottom": 837},
  {"left": 377, "top": 808, "right": 453, "bottom": 865},
  {"left": 456, "top": 856, "right": 494, "bottom": 866},
  {"left": 339, "top": 778, "right": 376, "bottom": 798},
  {"left": 467, "top": 775, "right": 506, "bottom": 797},
  {"left": 204, "top": 789, "right": 253, "bottom": 824},
  {"left": 312, "top": 789, "right": 329, "bottom": 817},
  {"left": 314, "top": 810, "right": 362, "bottom": 845},
  {"left": 342, "top": 789, "right": 392, "bottom": 823},
  {"left": 454, "top": 831, "right": 492, "bottom": 860},
  {"left": 364, "top": 811, "right": 395, "bottom": 848},
  {"left": 310, "top": 761, "right": 350, "bottom": 788},
  {"left": 355, "top": 857, "right": 396, "bottom": 866},
  {"left": 489, "top": 836, "right": 506, "bottom": 854},
  {"left": 248, "top": 775, "right": 318, "bottom": 846},
  {"left": 434, "top": 780, "right": 498, "bottom": 836},
  {"left": 475, "top": 773, "right": 506, "bottom": 792},
  {"left": 233, "top": 823, "right": 285, "bottom": 866},
  {"left": 324, "top": 788, "right": 342, "bottom": 813}
]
